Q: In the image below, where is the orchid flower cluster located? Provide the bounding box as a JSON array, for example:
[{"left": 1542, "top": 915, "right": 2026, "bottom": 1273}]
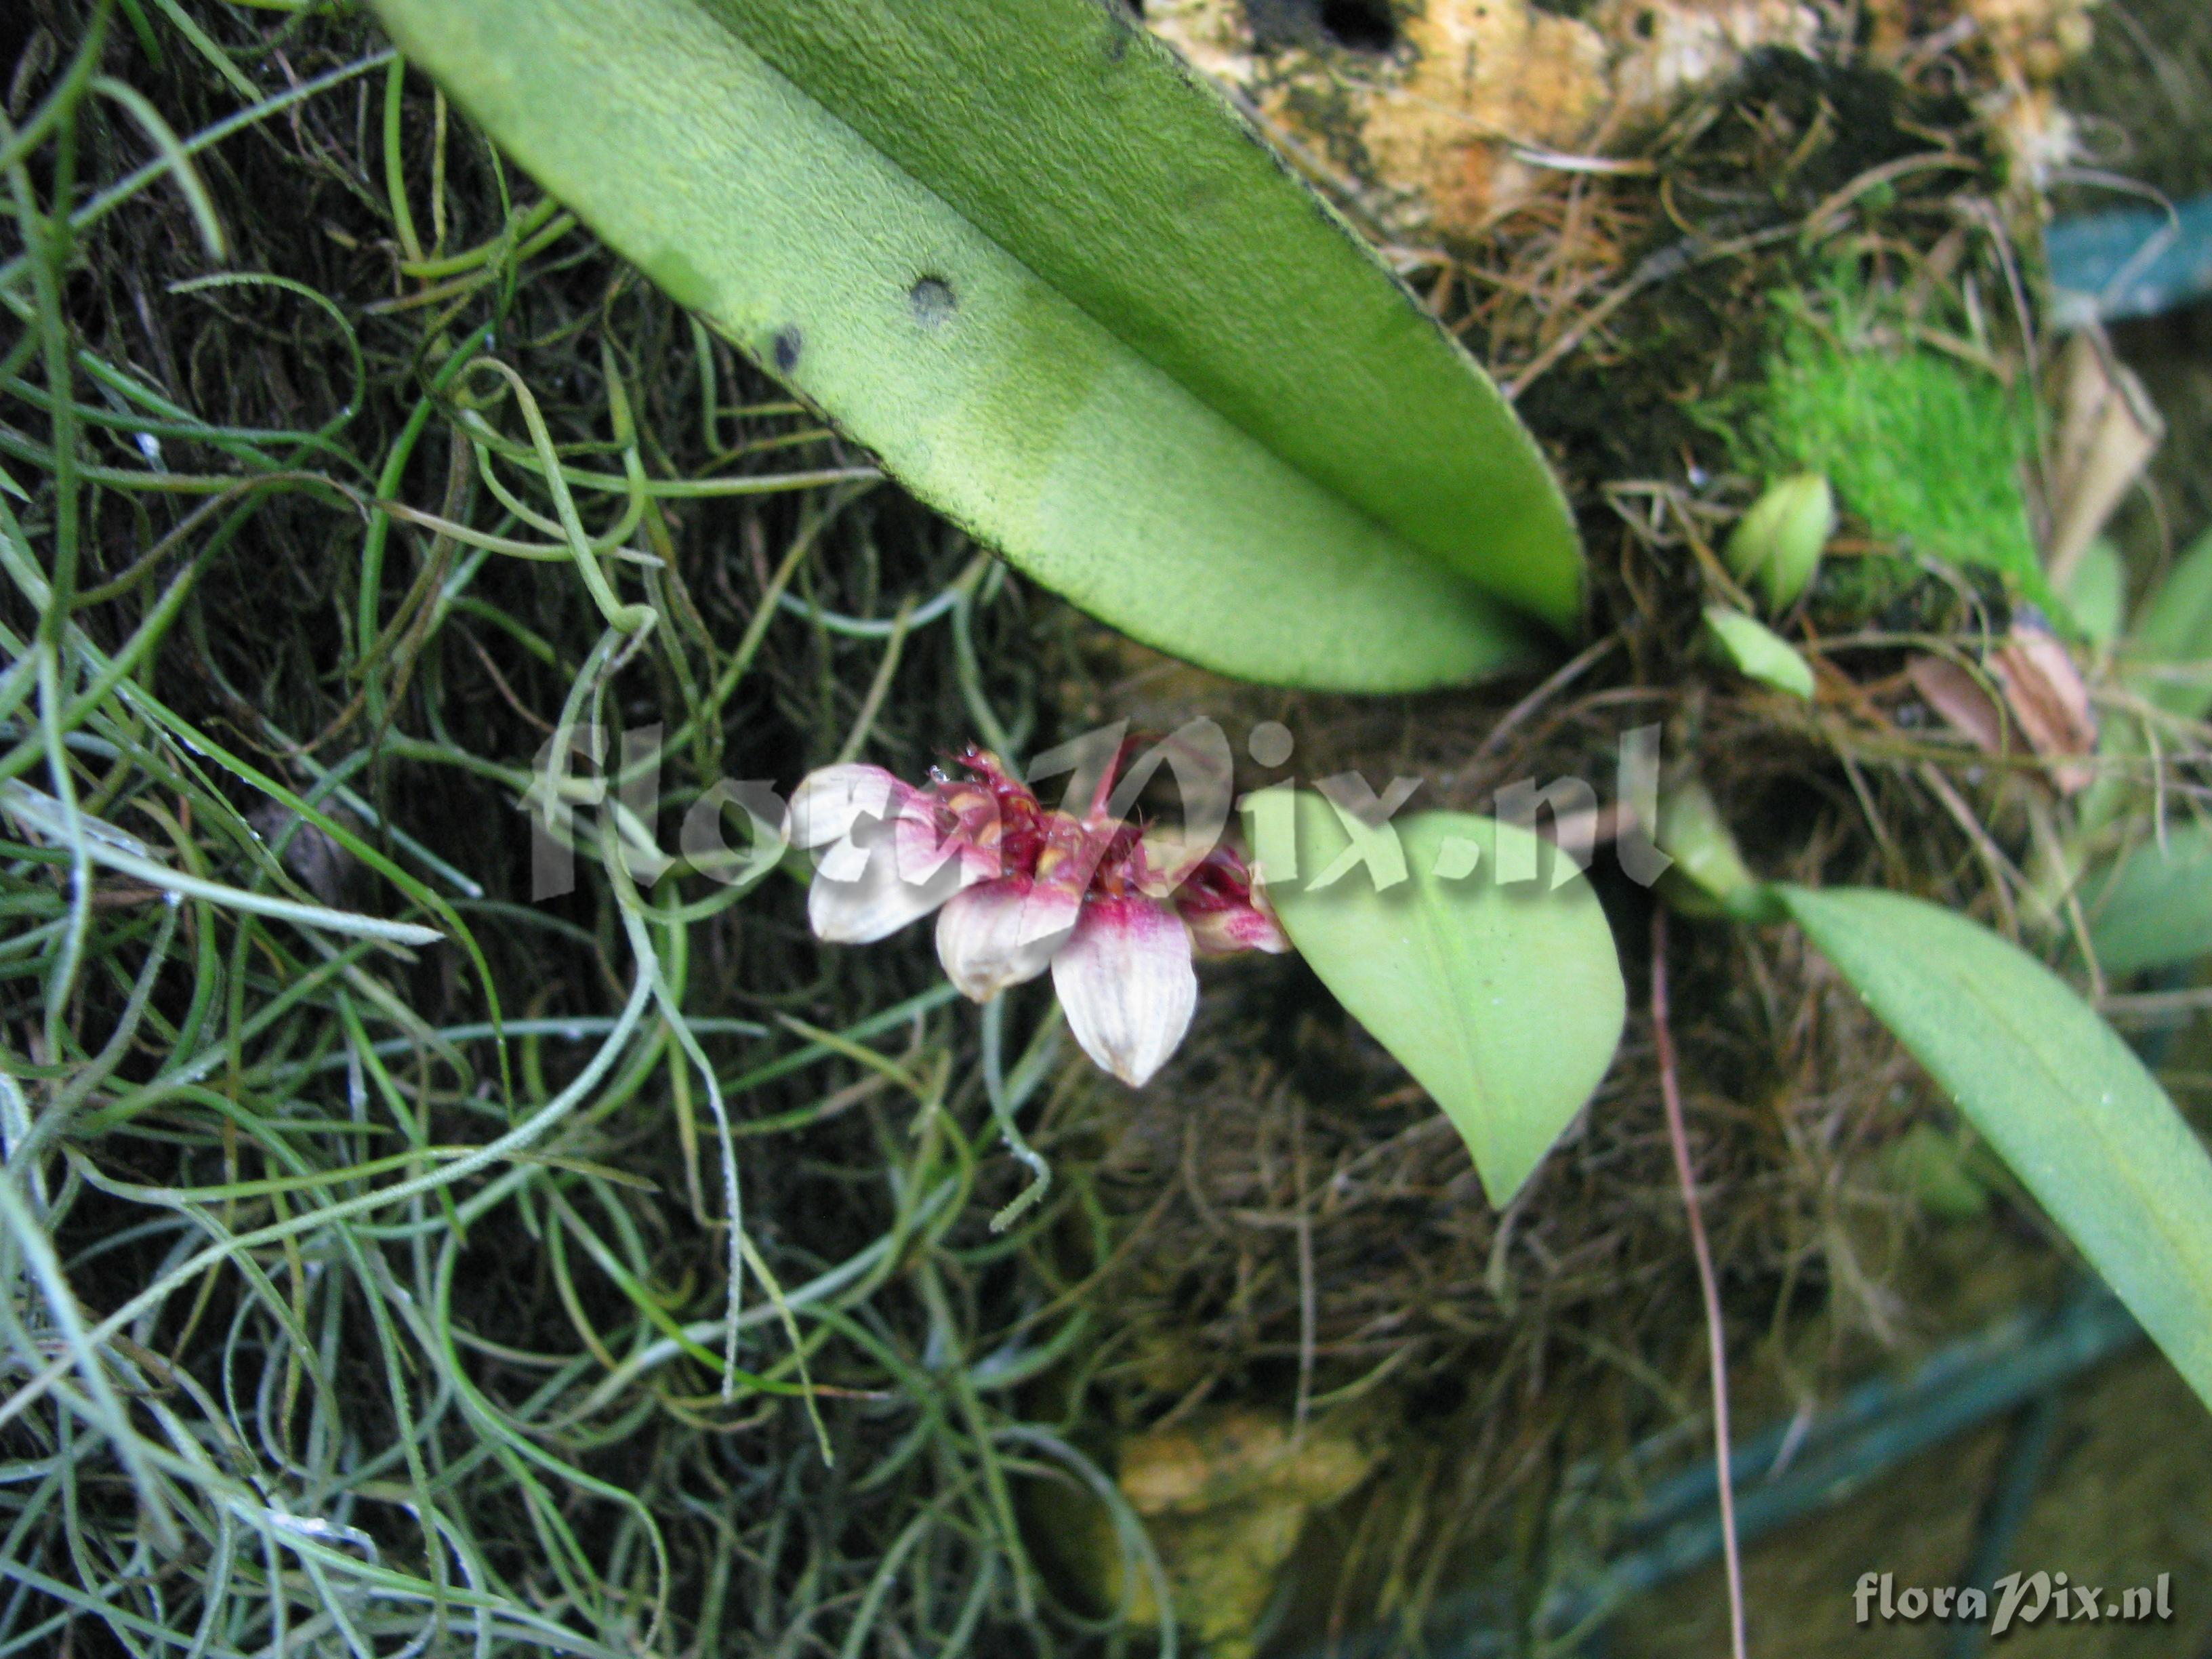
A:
[{"left": 786, "top": 745, "right": 1288, "bottom": 1086}]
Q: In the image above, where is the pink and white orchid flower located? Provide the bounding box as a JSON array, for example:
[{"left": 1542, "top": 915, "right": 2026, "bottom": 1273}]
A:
[{"left": 785, "top": 746, "right": 1288, "bottom": 1087}]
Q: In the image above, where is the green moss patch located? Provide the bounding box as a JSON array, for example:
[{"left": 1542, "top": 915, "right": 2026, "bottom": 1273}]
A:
[{"left": 1718, "top": 274, "right": 2058, "bottom": 620}]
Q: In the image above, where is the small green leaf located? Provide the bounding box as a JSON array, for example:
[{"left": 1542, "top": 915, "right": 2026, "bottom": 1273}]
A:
[
  {"left": 1258, "top": 794, "right": 1624, "bottom": 1204},
  {"left": 2087, "top": 822, "right": 2212, "bottom": 975},
  {"left": 1881, "top": 1122, "right": 1989, "bottom": 1220},
  {"left": 1723, "top": 472, "right": 1833, "bottom": 610},
  {"left": 1653, "top": 779, "right": 1780, "bottom": 921},
  {"left": 1703, "top": 605, "right": 1815, "bottom": 699},
  {"left": 369, "top": 0, "right": 1582, "bottom": 690},
  {"left": 1780, "top": 884, "right": 2212, "bottom": 1412},
  {"left": 2071, "top": 529, "right": 2212, "bottom": 837},
  {"left": 2062, "top": 537, "right": 2127, "bottom": 649},
  {"left": 2128, "top": 526, "right": 2212, "bottom": 721}
]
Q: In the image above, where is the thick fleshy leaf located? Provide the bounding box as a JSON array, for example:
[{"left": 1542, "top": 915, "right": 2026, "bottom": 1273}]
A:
[
  {"left": 1779, "top": 884, "right": 2212, "bottom": 1412},
  {"left": 2086, "top": 823, "right": 2212, "bottom": 975},
  {"left": 1258, "top": 795, "right": 1625, "bottom": 1204},
  {"left": 367, "top": 0, "right": 1580, "bottom": 691}
]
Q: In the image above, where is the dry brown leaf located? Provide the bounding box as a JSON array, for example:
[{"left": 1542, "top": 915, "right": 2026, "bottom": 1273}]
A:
[
  {"left": 1910, "top": 653, "right": 2009, "bottom": 757},
  {"left": 1908, "top": 623, "right": 2098, "bottom": 794},
  {"left": 2047, "top": 331, "right": 2164, "bottom": 586},
  {"left": 1988, "top": 622, "right": 2099, "bottom": 794}
]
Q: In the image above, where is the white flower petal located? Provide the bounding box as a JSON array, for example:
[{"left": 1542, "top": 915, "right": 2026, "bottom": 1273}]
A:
[
  {"left": 785, "top": 764, "right": 903, "bottom": 849},
  {"left": 808, "top": 835, "right": 968, "bottom": 943},
  {"left": 1051, "top": 897, "right": 1196, "bottom": 1088},
  {"left": 935, "top": 880, "right": 1078, "bottom": 1002}
]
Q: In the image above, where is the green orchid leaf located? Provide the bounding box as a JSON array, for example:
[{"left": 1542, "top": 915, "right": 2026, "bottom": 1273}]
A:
[
  {"left": 1653, "top": 779, "right": 1780, "bottom": 922},
  {"left": 1723, "top": 472, "right": 1832, "bottom": 611},
  {"left": 2062, "top": 537, "right": 2127, "bottom": 650},
  {"left": 1881, "top": 1122, "right": 1990, "bottom": 1221},
  {"left": 1780, "top": 884, "right": 2212, "bottom": 1412},
  {"left": 2127, "top": 526, "right": 2212, "bottom": 721},
  {"left": 368, "top": 0, "right": 1583, "bottom": 691},
  {"left": 1254, "top": 793, "right": 1624, "bottom": 1204},
  {"left": 1703, "top": 605, "right": 1815, "bottom": 699},
  {"left": 2087, "top": 822, "right": 2212, "bottom": 975},
  {"left": 2072, "top": 529, "right": 2212, "bottom": 837}
]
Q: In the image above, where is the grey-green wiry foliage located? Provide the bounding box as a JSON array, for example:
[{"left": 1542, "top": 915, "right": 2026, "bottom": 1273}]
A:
[{"left": 0, "top": 4, "right": 1134, "bottom": 1653}]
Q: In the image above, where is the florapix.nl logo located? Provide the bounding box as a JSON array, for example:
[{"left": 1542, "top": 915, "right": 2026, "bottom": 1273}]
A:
[
  {"left": 522, "top": 716, "right": 1677, "bottom": 904},
  {"left": 1855, "top": 1570, "right": 2173, "bottom": 1637}
]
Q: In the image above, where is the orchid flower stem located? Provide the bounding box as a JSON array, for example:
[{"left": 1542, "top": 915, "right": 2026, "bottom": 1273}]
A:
[
  {"left": 1653, "top": 906, "right": 1750, "bottom": 1659},
  {"left": 980, "top": 995, "right": 1050, "bottom": 1233},
  {"left": 951, "top": 571, "right": 1021, "bottom": 763}
]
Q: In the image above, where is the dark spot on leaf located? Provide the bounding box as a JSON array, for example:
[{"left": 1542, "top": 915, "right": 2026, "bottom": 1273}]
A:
[
  {"left": 771, "top": 325, "right": 802, "bottom": 374},
  {"left": 909, "top": 276, "right": 957, "bottom": 328}
]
